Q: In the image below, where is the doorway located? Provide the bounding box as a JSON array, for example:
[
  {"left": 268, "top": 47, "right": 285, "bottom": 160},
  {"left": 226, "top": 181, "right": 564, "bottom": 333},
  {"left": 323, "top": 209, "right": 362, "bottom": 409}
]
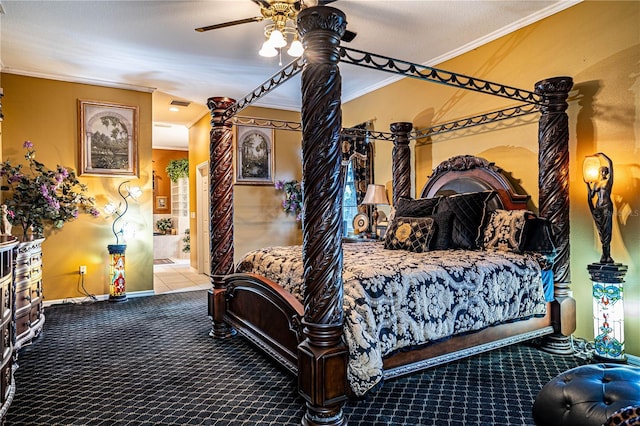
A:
[{"left": 196, "top": 161, "right": 211, "bottom": 276}]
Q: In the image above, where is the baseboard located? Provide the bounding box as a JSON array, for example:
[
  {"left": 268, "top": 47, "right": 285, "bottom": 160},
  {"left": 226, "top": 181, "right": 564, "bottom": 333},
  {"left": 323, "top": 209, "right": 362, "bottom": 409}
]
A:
[
  {"left": 627, "top": 354, "right": 640, "bottom": 366},
  {"left": 43, "top": 290, "right": 156, "bottom": 307}
]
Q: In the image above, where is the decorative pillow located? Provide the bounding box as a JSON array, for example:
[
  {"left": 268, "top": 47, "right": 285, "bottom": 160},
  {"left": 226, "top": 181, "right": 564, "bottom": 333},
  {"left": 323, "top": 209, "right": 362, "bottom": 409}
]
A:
[
  {"left": 520, "top": 215, "right": 556, "bottom": 255},
  {"left": 481, "top": 209, "right": 529, "bottom": 253},
  {"left": 428, "top": 210, "right": 454, "bottom": 250},
  {"left": 394, "top": 196, "right": 441, "bottom": 218},
  {"left": 436, "top": 191, "right": 497, "bottom": 250},
  {"left": 384, "top": 216, "right": 435, "bottom": 253}
]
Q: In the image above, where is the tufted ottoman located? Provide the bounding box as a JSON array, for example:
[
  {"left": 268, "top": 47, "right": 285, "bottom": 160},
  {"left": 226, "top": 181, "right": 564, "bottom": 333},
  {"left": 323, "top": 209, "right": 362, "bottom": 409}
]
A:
[{"left": 532, "top": 364, "right": 640, "bottom": 426}]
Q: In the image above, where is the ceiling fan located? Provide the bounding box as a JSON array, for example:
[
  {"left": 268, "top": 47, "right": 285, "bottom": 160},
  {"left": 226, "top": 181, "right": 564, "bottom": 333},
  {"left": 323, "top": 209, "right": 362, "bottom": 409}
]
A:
[{"left": 195, "top": 0, "right": 356, "bottom": 58}]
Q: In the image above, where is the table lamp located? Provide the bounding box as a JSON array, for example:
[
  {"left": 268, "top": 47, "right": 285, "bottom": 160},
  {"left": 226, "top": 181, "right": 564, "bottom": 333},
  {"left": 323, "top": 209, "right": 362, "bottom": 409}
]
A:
[{"left": 361, "top": 184, "right": 389, "bottom": 237}]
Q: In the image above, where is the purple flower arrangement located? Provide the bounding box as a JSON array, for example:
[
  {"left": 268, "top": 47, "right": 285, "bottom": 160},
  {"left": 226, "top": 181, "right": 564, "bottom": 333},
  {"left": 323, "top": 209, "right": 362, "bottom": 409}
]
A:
[
  {"left": 0, "top": 141, "right": 99, "bottom": 237},
  {"left": 275, "top": 179, "right": 303, "bottom": 222}
]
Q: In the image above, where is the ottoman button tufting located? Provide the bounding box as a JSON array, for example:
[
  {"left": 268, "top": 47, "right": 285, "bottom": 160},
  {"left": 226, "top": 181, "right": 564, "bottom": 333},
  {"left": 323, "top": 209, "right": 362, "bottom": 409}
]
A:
[{"left": 533, "top": 364, "right": 640, "bottom": 426}]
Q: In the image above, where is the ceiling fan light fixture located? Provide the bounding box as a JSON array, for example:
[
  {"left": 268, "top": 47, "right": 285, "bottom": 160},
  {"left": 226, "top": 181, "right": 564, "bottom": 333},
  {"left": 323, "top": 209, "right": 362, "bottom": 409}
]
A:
[
  {"left": 196, "top": 0, "right": 356, "bottom": 61},
  {"left": 268, "top": 29, "right": 287, "bottom": 48},
  {"left": 259, "top": 40, "right": 278, "bottom": 57},
  {"left": 287, "top": 38, "right": 303, "bottom": 57}
]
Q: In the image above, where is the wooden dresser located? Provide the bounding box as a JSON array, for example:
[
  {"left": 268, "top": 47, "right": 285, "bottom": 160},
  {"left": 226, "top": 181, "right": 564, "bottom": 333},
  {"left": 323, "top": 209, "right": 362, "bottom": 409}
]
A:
[
  {"left": 0, "top": 236, "right": 19, "bottom": 420},
  {"left": 13, "top": 237, "right": 45, "bottom": 352}
]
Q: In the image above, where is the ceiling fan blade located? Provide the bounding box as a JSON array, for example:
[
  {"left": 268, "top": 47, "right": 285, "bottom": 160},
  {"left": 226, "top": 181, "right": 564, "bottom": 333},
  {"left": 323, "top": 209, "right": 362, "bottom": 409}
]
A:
[
  {"left": 251, "top": 0, "right": 272, "bottom": 8},
  {"left": 195, "top": 16, "right": 264, "bottom": 32},
  {"left": 342, "top": 29, "right": 356, "bottom": 43}
]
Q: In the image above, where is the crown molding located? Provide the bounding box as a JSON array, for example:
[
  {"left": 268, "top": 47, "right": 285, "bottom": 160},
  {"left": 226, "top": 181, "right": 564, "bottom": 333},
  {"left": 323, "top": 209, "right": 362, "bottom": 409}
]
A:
[{"left": 1, "top": 67, "right": 156, "bottom": 93}]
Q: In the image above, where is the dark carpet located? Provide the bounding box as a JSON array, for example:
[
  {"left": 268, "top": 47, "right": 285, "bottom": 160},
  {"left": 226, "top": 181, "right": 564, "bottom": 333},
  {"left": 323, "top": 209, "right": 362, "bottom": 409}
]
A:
[
  {"left": 153, "top": 258, "right": 174, "bottom": 265},
  {"left": 6, "top": 290, "right": 586, "bottom": 425}
]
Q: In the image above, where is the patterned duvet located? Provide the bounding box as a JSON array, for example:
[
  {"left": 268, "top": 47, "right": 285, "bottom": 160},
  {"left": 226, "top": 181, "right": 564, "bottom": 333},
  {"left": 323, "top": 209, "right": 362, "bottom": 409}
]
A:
[{"left": 236, "top": 242, "right": 547, "bottom": 396}]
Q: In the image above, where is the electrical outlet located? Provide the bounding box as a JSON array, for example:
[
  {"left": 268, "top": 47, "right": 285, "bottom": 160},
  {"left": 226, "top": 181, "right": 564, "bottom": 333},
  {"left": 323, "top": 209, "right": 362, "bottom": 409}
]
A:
[{"left": 79, "top": 265, "right": 87, "bottom": 275}]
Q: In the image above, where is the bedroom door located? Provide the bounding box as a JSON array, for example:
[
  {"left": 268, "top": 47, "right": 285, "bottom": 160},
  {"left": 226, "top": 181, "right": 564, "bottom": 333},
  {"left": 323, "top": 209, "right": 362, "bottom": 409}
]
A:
[{"left": 196, "top": 162, "right": 211, "bottom": 276}]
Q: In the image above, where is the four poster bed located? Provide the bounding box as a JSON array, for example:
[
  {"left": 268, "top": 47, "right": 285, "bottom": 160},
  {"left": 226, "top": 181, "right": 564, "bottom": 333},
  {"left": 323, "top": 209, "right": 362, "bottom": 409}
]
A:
[{"left": 206, "top": 5, "right": 575, "bottom": 426}]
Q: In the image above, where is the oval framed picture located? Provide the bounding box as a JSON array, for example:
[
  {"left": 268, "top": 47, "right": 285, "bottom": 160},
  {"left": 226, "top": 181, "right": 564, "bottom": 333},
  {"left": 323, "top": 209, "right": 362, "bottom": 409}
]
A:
[{"left": 352, "top": 213, "right": 369, "bottom": 234}]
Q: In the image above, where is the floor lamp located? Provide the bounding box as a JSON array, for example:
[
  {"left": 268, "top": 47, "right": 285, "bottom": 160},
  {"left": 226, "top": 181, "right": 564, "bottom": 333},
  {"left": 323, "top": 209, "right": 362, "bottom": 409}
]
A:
[
  {"left": 583, "top": 153, "right": 628, "bottom": 362},
  {"left": 104, "top": 181, "right": 142, "bottom": 303}
]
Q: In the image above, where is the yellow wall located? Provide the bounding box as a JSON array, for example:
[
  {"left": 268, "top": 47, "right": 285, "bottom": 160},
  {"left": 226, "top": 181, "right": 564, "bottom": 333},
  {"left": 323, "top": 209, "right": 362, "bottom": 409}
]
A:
[
  {"left": 1, "top": 73, "right": 153, "bottom": 300},
  {"left": 343, "top": 1, "right": 640, "bottom": 355},
  {"left": 188, "top": 106, "right": 303, "bottom": 268}
]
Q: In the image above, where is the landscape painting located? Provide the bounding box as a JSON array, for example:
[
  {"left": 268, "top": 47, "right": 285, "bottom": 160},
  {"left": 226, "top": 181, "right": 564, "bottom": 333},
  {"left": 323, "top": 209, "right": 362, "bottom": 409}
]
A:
[
  {"left": 235, "top": 125, "right": 274, "bottom": 185},
  {"left": 78, "top": 100, "right": 139, "bottom": 176}
]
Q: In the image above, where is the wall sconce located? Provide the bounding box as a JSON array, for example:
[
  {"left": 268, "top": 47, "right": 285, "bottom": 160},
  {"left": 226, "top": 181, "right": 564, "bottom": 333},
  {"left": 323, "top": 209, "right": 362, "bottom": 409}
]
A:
[
  {"left": 105, "top": 181, "right": 142, "bottom": 303},
  {"left": 583, "top": 153, "right": 628, "bottom": 362},
  {"left": 361, "top": 184, "right": 389, "bottom": 237}
]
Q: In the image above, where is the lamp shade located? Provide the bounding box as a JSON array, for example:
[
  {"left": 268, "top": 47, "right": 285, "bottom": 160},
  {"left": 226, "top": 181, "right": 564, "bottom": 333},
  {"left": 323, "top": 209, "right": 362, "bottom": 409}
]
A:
[
  {"left": 104, "top": 202, "right": 118, "bottom": 215},
  {"left": 268, "top": 29, "right": 286, "bottom": 48},
  {"left": 259, "top": 41, "right": 278, "bottom": 57},
  {"left": 287, "top": 38, "right": 304, "bottom": 57},
  {"left": 362, "top": 184, "right": 389, "bottom": 205},
  {"left": 583, "top": 155, "right": 601, "bottom": 183},
  {"left": 129, "top": 186, "right": 143, "bottom": 200}
]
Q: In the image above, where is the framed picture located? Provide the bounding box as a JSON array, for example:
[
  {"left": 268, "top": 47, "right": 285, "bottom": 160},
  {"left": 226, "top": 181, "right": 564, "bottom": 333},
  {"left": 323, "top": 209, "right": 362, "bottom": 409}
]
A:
[
  {"left": 234, "top": 125, "right": 274, "bottom": 185},
  {"left": 155, "top": 196, "right": 168, "bottom": 210},
  {"left": 78, "top": 100, "right": 139, "bottom": 176}
]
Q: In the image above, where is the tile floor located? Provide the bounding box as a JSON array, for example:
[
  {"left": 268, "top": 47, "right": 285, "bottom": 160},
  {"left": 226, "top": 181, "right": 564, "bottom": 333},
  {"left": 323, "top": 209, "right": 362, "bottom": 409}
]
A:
[{"left": 153, "top": 259, "right": 211, "bottom": 294}]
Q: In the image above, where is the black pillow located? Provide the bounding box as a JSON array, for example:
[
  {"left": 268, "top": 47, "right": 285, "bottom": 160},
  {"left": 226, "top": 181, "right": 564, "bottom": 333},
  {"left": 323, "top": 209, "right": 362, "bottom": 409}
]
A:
[
  {"left": 428, "top": 210, "right": 454, "bottom": 250},
  {"left": 520, "top": 215, "right": 556, "bottom": 255},
  {"left": 384, "top": 216, "right": 435, "bottom": 253},
  {"left": 394, "top": 196, "right": 441, "bottom": 218},
  {"left": 436, "top": 191, "right": 497, "bottom": 250}
]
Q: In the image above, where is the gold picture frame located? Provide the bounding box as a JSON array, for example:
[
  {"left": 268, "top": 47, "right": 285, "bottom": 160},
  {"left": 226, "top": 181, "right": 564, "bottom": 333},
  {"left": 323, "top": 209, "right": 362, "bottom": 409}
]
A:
[
  {"left": 155, "top": 196, "right": 168, "bottom": 210},
  {"left": 78, "top": 100, "right": 139, "bottom": 176},
  {"left": 234, "top": 125, "right": 275, "bottom": 185}
]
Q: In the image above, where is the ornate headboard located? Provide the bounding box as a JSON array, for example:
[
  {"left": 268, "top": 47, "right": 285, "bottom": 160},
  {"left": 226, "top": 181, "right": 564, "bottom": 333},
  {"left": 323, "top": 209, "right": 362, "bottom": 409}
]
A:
[{"left": 419, "top": 155, "right": 530, "bottom": 210}]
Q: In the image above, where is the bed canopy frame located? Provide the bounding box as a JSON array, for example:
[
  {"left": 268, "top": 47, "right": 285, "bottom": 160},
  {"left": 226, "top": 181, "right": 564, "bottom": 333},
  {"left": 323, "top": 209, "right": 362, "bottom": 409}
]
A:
[{"left": 206, "top": 6, "right": 575, "bottom": 426}]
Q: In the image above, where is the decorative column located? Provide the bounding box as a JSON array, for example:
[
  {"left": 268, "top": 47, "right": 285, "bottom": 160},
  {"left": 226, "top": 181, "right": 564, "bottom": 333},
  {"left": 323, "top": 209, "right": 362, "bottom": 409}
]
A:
[
  {"left": 588, "top": 263, "right": 628, "bottom": 362},
  {"left": 107, "top": 244, "right": 127, "bottom": 302},
  {"left": 297, "top": 5, "right": 348, "bottom": 426},
  {"left": 535, "top": 76, "right": 576, "bottom": 354},
  {"left": 207, "top": 97, "right": 237, "bottom": 339},
  {"left": 390, "top": 122, "right": 412, "bottom": 205}
]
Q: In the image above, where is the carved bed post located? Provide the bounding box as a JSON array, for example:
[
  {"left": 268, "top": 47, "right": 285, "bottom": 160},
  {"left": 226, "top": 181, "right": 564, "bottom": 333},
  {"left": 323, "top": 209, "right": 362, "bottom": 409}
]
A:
[
  {"left": 390, "top": 122, "right": 413, "bottom": 205},
  {"left": 297, "top": 6, "right": 348, "bottom": 426},
  {"left": 535, "top": 77, "right": 576, "bottom": 354},
  {"left": 206, "top": 97, "right": 237, "bottom": 339}
]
